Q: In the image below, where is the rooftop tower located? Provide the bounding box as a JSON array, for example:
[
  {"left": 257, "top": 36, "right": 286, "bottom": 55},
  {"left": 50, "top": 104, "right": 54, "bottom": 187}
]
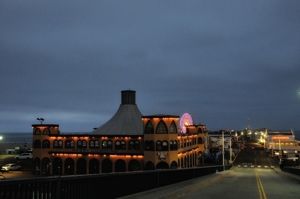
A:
[{"left": 93, "top": 90, "right": 143, "bottom": 135}]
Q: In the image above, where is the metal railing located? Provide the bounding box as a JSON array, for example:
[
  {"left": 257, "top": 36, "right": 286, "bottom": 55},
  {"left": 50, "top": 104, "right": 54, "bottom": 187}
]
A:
[{"left": 0, "top": 164, "right": 232, "bottom": 199}]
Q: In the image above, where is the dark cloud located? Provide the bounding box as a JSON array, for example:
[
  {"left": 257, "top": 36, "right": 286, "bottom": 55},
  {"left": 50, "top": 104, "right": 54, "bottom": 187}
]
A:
[{"left": 1, "top": 1, "right": 300, "bottom": 132}]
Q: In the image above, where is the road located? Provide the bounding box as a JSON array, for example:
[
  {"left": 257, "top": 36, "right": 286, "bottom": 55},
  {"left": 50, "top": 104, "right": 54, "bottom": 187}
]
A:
[{"left": 121, "top": 139, "right": 300, "bottom": 199}]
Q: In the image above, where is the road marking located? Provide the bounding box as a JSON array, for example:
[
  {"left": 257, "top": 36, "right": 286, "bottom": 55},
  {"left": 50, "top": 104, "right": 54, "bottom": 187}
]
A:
[{"left": 255, "top": 169, "right": 267, "bottom": 199}]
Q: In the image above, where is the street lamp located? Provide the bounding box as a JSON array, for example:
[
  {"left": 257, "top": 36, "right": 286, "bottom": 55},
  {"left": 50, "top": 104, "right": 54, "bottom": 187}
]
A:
[
  {"left": 37, "top": 118, "right": 44, "bottom": 124},
  {"left": 222, "top": 131, "right": 225, "bottom": 171}
]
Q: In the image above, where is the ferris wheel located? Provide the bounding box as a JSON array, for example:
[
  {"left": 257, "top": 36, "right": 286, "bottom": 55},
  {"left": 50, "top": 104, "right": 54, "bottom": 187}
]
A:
[{"left": 179, "top": 113, "right": 193, "bottom": 133}]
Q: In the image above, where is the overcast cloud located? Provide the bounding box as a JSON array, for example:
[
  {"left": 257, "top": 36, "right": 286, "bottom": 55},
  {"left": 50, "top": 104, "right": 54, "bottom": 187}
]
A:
[{"left": 1, "top": 1, "right": 300, "bottom": 133}]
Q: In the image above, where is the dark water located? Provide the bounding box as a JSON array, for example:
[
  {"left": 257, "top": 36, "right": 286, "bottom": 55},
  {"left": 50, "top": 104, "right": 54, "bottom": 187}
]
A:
[
  {"left": 0, "top": 132, "right": 33, "bottom": 143},
  {"left": 0, "top": 130, "right": 299, "bottom": 143}
]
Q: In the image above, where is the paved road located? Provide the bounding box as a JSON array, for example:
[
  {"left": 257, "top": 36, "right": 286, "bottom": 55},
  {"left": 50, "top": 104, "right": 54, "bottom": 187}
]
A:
[
  {"left": 120, "top": 139, "right": 300, "bottom": 199},
  {"left": 120, "top": 167, "right": 300, "bottom": 199}
]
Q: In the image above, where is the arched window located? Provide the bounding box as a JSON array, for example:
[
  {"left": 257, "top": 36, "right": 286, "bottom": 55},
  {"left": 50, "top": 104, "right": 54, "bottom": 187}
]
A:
[
  {"left": 42, "top": 140, "right": 50, "bottom": 148},
  {"left": 107, "top": 140, "right": 112, "bottom": 149},
  {"left": 34, "top": 140, "right": 41, "bottom": 148},
  {"left": 156, "top": 121, "right": 168, "bottom": 134},
  {"left": 145, "top": 140, "right": 154, "bottom": 151},
  {"left": 90, "top": 140, "right": 95, "bottom": 148},
  {"left": 77, "top": 140, "right": 82, "bottom": 148},
  {"left": 145, "top": 121, "right": 154, "bottom": 134},
  {"left": 170, "top": 140, "right": 178, "bottom": 150},
  {"left": 170, "top": 121, "right": 177, "bottom": 134},
  {"left": 35, "top": 128, "right": 41, "bottom": 135},
  {"left": 65, "top": 139, "right": 75, "bottom": 149},
  {"left": 53, "top": 139, "right": 63, "bottom": 148},
  {"left": 156, "top": 140, "right": 162, "bottom": 151},
  {"left": 95, "top": 140, "right": 99, "bottom": 148},
  {"left": 129, "top": 140, "right": 134, "bottom": 150},
  {"left": 43, "top": 128, "right": 50, "bottom": 135},
  {"left": 198, "top": 137, "right": 203, "bottom": 144},
  {"left": 59, "top": 140, "right": 63, "bottom": 148},
  {"left": 145, "top": 140, "right": 150, "bottom": 151},
  {"left": 115, "top": 140, "right": 121, "bottom": 149},
  {"left": 77, "top": 140, "right": 87, "bottom": 149},
  {"left": 102, "top": 140, "right": 107, "bottom": 148},
  {"left": 173, "top": 140, "right": 178, "bottom": 150},
  {"left": 149, "top": 140, "right": 154, "bottom": 151},
  {"left": 121, "top": 140, "right": 126, "bottom": 149},
  {"left": 198, "top": 128, "right": 203, "bottom": 134},
  {"left": 162, "top": 140, "right": 168, "bottom": 151},
  {"left": 134, "top": 140, "right": 140, "bottom": 150},
  {"left": 170, "top": 140, "right": 173, "bottom": 150},
  {"left": 82, "top": 140, "right": 87, "bottom": 148}
]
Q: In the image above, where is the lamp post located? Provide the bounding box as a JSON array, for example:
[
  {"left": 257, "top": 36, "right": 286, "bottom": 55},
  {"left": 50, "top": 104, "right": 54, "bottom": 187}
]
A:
[
  {"left": 222, "top": 131, "right": 225, "bottom": 171},
  {"left": 229, "top": 131, "right": 232, "bottom": 163}
]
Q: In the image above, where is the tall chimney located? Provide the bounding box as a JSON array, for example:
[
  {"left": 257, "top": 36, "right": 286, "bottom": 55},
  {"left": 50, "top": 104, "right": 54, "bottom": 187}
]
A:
[{"left": 121, "top": 90, "right": 136, "bottom": 105}]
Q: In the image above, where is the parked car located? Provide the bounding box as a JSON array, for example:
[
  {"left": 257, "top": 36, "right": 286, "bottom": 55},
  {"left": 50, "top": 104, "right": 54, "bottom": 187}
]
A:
[
  {"left": 1, "top": 164, "right": 22, "bottom": 172},
  {"left": 14, "top": 153, "right": 33, "bottom": 160}
]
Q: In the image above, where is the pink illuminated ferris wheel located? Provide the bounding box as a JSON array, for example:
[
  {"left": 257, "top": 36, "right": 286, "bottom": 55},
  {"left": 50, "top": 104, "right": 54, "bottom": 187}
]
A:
[{"left": 179, "top": 113, "right": 193, "bottom": 133}]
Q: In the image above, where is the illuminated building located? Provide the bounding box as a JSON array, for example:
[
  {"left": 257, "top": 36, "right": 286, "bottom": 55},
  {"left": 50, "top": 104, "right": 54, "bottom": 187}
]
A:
[
  {"left": 264, "top": 130, "right": 300, "bottom": 160},
  {"left": 32, "top": 90, "right": 206, "bottom": 175}
]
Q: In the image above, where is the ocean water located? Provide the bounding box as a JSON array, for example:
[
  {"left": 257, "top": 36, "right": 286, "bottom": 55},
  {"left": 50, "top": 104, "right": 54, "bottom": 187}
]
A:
[
  {"left": 0, "top": 130, "right": 299, "bottom": 143},
  {"left": 0, "top": 132, "right": 33, "bottom": 143}
]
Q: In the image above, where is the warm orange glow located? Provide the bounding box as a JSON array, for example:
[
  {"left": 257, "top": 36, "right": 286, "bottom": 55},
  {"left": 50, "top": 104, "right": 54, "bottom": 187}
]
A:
[
  {"left": 272, "top": 137, "right": 290, "bottom": 140},
  {"left": 51, "top": 153, "right": 83, "bottom": 157},
  {"left": 109, "top": 155, "right": 143, "bottom": 158}
]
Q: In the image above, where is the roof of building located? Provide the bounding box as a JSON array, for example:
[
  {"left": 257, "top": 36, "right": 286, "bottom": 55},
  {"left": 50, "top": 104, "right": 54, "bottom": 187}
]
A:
[
  {"left": 93, "top": 104, "right": 143, "bottom": 136},
  {"left": 93, "top": 90, "right": 143, "bottom": 136},
  {"left": 142, "top": 114, "right": 179, "bottom": 118}
]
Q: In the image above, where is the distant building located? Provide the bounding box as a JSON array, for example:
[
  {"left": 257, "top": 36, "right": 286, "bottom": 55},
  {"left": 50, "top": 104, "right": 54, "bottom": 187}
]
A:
[
  {"left": 264, "top": 130, "right": 300, "bottom": 160},
  {"left": 32, "top": 90, "right": 206, "bottom": 175}
]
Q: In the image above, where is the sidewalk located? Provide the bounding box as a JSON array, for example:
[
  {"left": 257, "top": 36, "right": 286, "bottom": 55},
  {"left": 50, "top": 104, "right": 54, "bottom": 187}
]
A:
[{"left": 118, "top": 170, "right": 234, "bottom": 199}]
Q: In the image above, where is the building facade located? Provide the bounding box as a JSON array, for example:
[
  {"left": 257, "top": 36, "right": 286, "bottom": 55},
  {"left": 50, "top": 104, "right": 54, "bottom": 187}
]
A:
[{"left": 32, "top": 90, "right": 206, "bottom": 175}]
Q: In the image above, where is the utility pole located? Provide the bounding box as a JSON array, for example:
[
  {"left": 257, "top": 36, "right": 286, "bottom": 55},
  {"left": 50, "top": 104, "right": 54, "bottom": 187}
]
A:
[
  {"left": 222, "top": 131, "right": 225, "bottom": 171},
  {"left": 229, "top": 131, "right": 232, "bottom": 163}
]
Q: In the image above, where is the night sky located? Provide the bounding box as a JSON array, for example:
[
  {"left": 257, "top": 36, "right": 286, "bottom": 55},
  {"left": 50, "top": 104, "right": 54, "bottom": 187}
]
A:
[{"left": 1, "top": 1, "right": 300, "bottom": 133}]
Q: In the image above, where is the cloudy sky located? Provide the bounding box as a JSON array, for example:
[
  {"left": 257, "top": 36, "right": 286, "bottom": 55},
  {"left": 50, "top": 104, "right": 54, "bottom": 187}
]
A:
[{"left": 1, "top": 1, "right": 300, "bottom": 133}]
